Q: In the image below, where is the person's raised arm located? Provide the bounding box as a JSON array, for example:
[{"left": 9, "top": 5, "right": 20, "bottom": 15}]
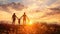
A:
[{"left": 20, "top": 15, "right": 23, "bottom": 19}]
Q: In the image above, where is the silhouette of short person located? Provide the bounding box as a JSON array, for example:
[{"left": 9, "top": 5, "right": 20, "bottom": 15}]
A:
[
  {"left": 17, "top": 17, "right": 21, "bottom": 25},
  {"left": 12, "top": 13, "right": 17, "bottom": 24}
]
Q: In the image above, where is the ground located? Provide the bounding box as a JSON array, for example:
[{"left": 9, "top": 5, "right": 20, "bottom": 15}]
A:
[{"left": 0, "top": 22, "right": 60, "bottom": 34}]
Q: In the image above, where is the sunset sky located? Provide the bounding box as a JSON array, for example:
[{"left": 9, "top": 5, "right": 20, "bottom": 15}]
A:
[{"left": 0, "top": 0, "right": 60, "bottom": 24}]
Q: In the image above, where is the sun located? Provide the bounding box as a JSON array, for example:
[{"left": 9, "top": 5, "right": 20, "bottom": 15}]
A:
[
  {"left": 26, "top": 20, "right": 33, "bottom": 26},
  {"left": 29, "top": 21, "right": 33, "bottom": 25}
]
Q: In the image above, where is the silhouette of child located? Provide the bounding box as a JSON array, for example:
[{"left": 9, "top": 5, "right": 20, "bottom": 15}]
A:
[
  {"left": 18, "top": 18, "right": 21, "bottom": 24},
  {"left": 16, "top": 17, "right": 21, "bottom": 25}
]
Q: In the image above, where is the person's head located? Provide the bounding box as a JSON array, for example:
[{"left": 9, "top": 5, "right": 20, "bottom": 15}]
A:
[
  {"left": 24, "top": 12, "right": 26, "bottom": 15},
  {"left": 13, "top": 13, "right": 15, "bottom": 15}
]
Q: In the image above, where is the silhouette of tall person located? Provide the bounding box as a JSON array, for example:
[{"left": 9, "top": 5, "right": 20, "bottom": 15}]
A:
[
  {"left": 12, "top": 13, "right": 17, "bottom": 24},
  {"left": 20, "top": 12, "right": 27, "bottom": 25},
  {"left": 22, "top": 12, "right": 26, "bottom": 25}
]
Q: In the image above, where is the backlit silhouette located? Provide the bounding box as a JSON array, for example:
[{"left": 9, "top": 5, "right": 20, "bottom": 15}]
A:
[
  {"left": 12, "top": 13, "right": 17, "bottom": 24},
  {"left": 20, "top": 12, "right": 30, "bottom": 25},
  {"left": 17, "top": 17, "right": 21, "bottom": 25}
]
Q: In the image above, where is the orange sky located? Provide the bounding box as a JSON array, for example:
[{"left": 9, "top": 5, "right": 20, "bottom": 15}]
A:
[{"left": 0, "top": 0, "right": 60, "bottom": 24}]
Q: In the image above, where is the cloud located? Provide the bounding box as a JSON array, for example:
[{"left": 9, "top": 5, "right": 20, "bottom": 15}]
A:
[
  {"left": 21, "top": 0, "right": 58, "bottom": 10},
  {"left": 48, "top": 0, "right": 60, "bottom": 8},
  {"left": 0, "top": 0, "right": 9, "bottom": 4},
  {"left": 40, "top": 8, "right": 60, "bottom": 18},
  {"left": 0, "top": 0, "right": 59, "bottom": 9},
  {"left": 0, "top": 0, "right": 23, "bottom": 4},
  {"left": 50, "top": 8, "right": 60, "bottom": 10},
  {"left": 0, "top": 0, "right": 60, "bottom": 23}
]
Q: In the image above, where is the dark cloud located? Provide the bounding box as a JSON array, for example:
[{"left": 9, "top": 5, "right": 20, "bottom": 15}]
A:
[
  {"left": 50, "top": 8, "right": 60, "bottom": 10},
  {"left": 0, "top": 2, "right": 24, "bottom": 13},
  {"left": 50, "top": 8, "right": 60, "bottom": 14},
  {"left": 40, "top": 8, "right": 60, "bottom": 18}
]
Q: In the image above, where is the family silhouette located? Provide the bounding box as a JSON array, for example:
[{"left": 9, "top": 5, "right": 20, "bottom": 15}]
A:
[{"left": 12, "top": 12, "right": 30, "bottom": 25}]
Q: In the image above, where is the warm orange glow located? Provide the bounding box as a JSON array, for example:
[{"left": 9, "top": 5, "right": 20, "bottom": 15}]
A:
[
  {"left": 26, "top": 20, "right": 34, "bottom": 26},
  {"left": 0, "top": 2, "right": 60, "bottom": 24}
]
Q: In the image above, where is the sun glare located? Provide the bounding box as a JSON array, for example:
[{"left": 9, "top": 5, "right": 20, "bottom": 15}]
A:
[{"left": 26, "top": 20, "right": 33, "bottom": 26}]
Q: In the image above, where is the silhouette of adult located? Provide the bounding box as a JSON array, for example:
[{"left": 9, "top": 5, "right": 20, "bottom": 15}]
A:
[
  {"left": 20, "top": 12, "right": 30, "bottom": 25},
  {"left": 12, "top": 13, "right": 17, "bottom": 24},
  {"left": 23, "top": 12, "right": 26, "bottom": 25},
  {"left": 20, "top": 12, "right": 26, "bottom": 25}
]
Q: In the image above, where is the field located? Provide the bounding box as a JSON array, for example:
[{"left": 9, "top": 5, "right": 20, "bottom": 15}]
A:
[{"left": 0, "top": 22, "right": 60, "bottom": 34}]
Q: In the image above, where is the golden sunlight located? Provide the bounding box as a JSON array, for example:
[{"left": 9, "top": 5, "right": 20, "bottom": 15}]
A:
[{"left": 26, "top": 20, "right": 34, "bottom": 26}]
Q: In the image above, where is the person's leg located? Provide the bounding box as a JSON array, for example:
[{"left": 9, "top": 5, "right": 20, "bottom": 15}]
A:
[
  {"left": 13, "top": 19, "right": 15, "bottom": 24},
  {"left": 23, "top": 20, "right": 24, "bottom": 25},
  {"left": 23, "top": 20, "right": 26, "bottom": 25},
  {"left": 19, "top": 20, "right": 20, "bottom": 25}
]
